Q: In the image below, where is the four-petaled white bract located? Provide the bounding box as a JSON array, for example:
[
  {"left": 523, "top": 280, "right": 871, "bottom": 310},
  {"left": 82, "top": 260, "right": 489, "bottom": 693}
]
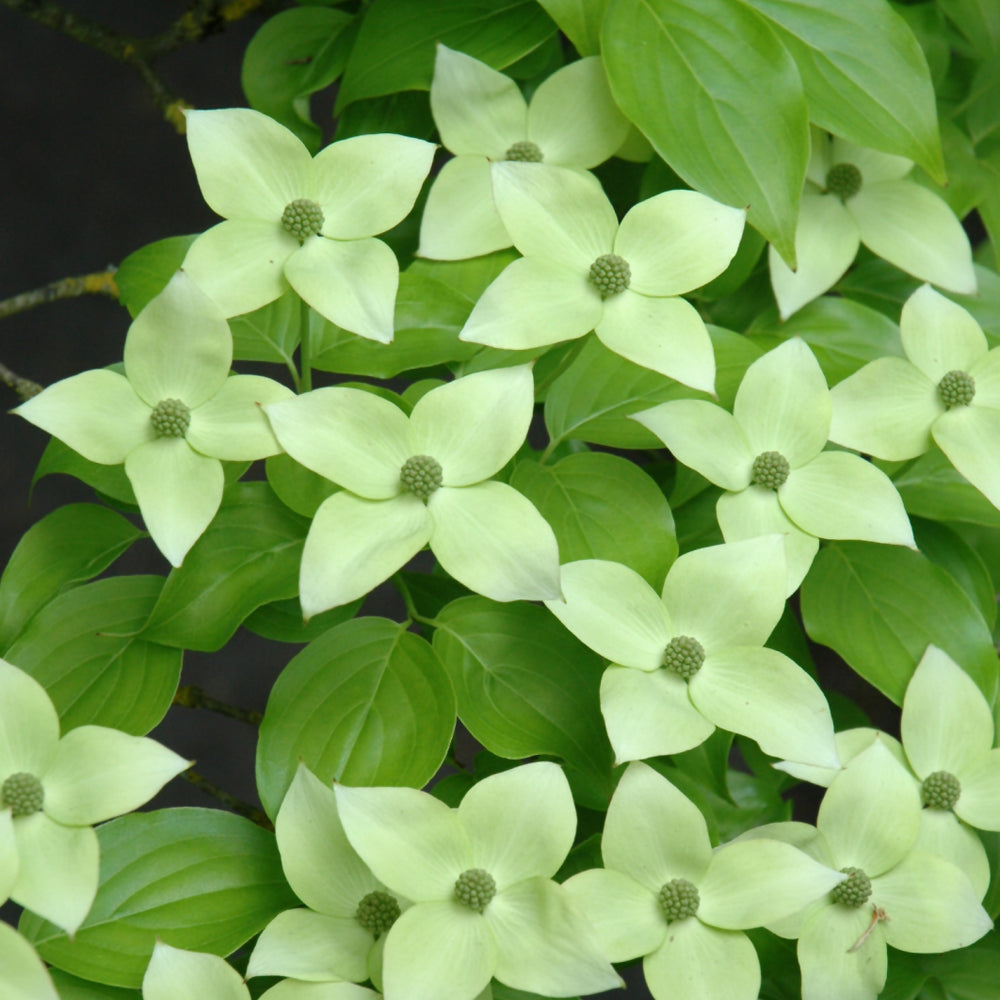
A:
[
  {"left": 633, "top": 337, "right": 915, "bottom": 594},
  {"left": 142, "top": 941, "right": 381, "bottom": 1000},
  {"left": 264, "top": 364, "right": 561, "bottom": 618},
  {"left": 0, "top": 922, "right": 59, "bottom": 1000},
  {"left": 769, "top": 129, "right": 976, "bottom": 319},
  {"left": 0, "top": 658, "right": 189, "bottom": 935},
  {"left": 563, "top": 762, "right": 846, "bottom": 1000},
  {"left": 183, "top": 107, "right": 436, "bottom": 343},
  {"left": 334, "top": 761, "right": 622, "bottom": 1000},
  {"left": 830, "top": 284, "right": 1000, "bottom": 512},
  {"left": 14, "top": 271, "right": 293, "bottom": 566},
  {"left": 458, "top": 162, "right": 745, "bottom": 391},
  {"left": 419, "top": 44, "right": 628, "bottom": 259},
  {"left": 543, "top": 536, "right": 839, "bottom": 768}
]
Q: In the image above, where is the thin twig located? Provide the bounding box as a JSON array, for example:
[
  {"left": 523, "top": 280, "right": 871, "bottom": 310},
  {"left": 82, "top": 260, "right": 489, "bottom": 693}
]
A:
[
  {"left": 0, "top": 361, "right": 42, "bottom": 400},
  {"left": 181, "top": 769, "right": 272, "bottom": 829},
  {"left": 173, "top": 684, "right": 263, "bottom": 725},
  {"left": 0, "top": 269, "right": 119, "bottom": 321}
]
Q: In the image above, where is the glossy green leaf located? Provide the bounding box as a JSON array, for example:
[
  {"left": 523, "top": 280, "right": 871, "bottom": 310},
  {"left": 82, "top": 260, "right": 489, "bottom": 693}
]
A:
[
  {"left": 748, "top": 296, "right": 904, "bottom": 385},
  {"left": 6, "top": 575, "right": 180, "bottom": 736},
  {"left": 229, "top": 291, "right": 302, "bottom": 369},
  {"left": 241, "top": 6, "right": 355, "bottom": 151},
  {"left": 312, "top": 254, "right": 513, "bottom": 378},
  {"left": 913, "top": 517, "right": 997, "bottom": 630},
  {"left": 967, "top": 53, "right": 1000, "bottom": 148},
  {"left": 255, "top": 617, "right": 456, "bottom": 817},
  {"left": 544, "top": 328, "right": 762, "bottom": 450},
  {"left": 142, "top": 482, "right": 309, "bottom": 652},
  {"left": 33, "top": 437, "right": 137, "bottom": 507},
  {"left": 939, "top": 0, "right": 1000, "bottom": 58},
  {"left": 893, "top": 448, "right": 1000, "bottom": 529},
  {"left": 0, "top": 504, "right": 142, "bottom": 651},
  {"left": 602, "top": 0, "right": 809, "bottom": 263},
  {"left": 800, "top": 541, "right": 999, "bottom": 706},
  {"left": 241, "top": 595, "right": 360, "bottom": 643},
  {"left": 510, "top": 451, "right": 677, "bottom": 588},
  {"left": 20, "top": 809, "right": 296, "bottom": 989},
  {"left": 535, "top": 0, "right": 608, "bottom": 54},
  {"left": 115, "top": 236, "right": 196, "bottom": 318},
  {"left": 432, "top": 596, "right": 615, "bottom": 808},
  {"left": 265, "top": 452, "right": 339, "bottom": 518},
  {"left": 48, "top": 970, "right": 140, "bottom": 1000},
  {"left": 336, "top": 0, "right": 556, "bottom": 109},
  {"left": 746, "top": 0, "right": 945, "bottom": 182}
]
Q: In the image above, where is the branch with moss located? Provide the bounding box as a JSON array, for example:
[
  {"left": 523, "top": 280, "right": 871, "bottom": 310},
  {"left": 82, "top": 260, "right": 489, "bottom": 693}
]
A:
[{"left": 0, "top": 269, "right": 119, "bottom": 321}]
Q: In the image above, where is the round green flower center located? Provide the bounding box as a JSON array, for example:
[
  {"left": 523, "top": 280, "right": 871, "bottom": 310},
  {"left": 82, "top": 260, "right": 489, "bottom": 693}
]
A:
[
  {"left": 505, "top": 140, "right": 543, "bottom": 163},
  {"left": 831, "top": 866, "right": 872, "bottom": 908},
  {"left": 825, "top": 162, "right": 863, "bottom": 201},
  {"left": 1, "top": 772, "right": 44, "bottom": 817},
  {"left": 454, "top": 868, "right": 496, "bottom": 913},
  {"left": 150, "top": 398, "right": 191, "bottom": 438},
  {"left": 937, "top": 369, "right": 976, "bottom": 408},
  {"left": 355, "top": 890, "right": 401, "bottom": 937},
  {"left": 399, "top": 454, "right": 443, "bottom": 502},
  {"left": 589, "top": 253, "right": 631, "bottom": 299},
  {"left": 921, "top": 770, "right": 961, "bottom": 810},
  {"left": 751, "top": 450, "right": 790, "bottom": 490},
  {"left": 281, "top": 198, "right": 325, "bottom": 241},
  {"left": 658, "top": 878, "right": 700, "bottom": 922},
  {"left": 663, "top": 635, "right": 705, "bottom": 680}
]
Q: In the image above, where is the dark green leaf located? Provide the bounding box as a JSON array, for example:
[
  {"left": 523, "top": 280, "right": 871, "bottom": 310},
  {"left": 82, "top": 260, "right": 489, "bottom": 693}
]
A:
[
  {"left": 6, "top": 576, "right": 180, "bottom": 736},
  {"left": 33, "top": 437, "right": 137, "bottom": 507},
  {"left": 230, "top": 291, "right": 302, "bottom": 370},
  {"left": 256, "top": 617, "right": 456, "bottom": 817},
  {"left": 0, "top": 504, "right": 142, "bottom": 651},
  {"left": 336, "top": 0, "right": 556, "bottom": 109},
  {"left": 602, "top": 0, "right": 809, "bottom": 263},
  {"left": 143, "top": 483, "right": 309, "bottom": 652},
  {"left": 242, "top": 595, "right": 361, "bottom": 643},
  {"left": 242, "top": 6, "right": 355, "bottom": 151},
  {"left": 49, "top": 970, "right": 141, "bottom": 1000},
  {"left": 21, "top": 809, "right": 296, "bottom": 988},
  {"left": 115, "top": 236, "right": 196, "bottom": 318},
  {"left": 746, "top": 0, "right": 945, "bottom": 181},
  {"left": 938, "top": 0, "right": 1000, "bottom": 58},
  {"left": 893, "top": 448, "right": 1000, "bottom": 529},
  {"left": 800, "top": 542, "right": 999, "bottom": 706},
  {"left": 432, "top": 597, "right": 614, "bottom": 808},
  {"left": 510, "top": 451, "right": 677, "bottom": 588}
]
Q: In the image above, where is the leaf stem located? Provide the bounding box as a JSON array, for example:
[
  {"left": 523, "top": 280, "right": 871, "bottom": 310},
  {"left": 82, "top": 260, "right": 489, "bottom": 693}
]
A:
[{"left": 390, "top": 573, "right": 439, "bottom": 629}]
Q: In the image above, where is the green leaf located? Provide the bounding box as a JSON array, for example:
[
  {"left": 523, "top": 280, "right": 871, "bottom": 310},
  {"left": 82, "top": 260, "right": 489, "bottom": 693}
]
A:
[
  {"left": 800, "top": 541, "right": 999, "bottom": 707},
  {"left": 265, "top": 452, "right": 339, "bottom": 518},
  {"left": 544, "top": 328, "right": 762, "bottom": 450},
  {"left": 312, "top": 254, "right": 514, "bottom": 378},
  {"left": 336, "top": 0, "right": 557, "bottom": 109},
  {"left": 893, "top": 448, "right": 1000, "bottom": 529},
  {"left": 20, "top": 809, "right": 296, "bottom": 989},
  {"left": 49, "top": 970, "right": 141, "bottom": 1000},
  {"left": 939, "top": 0, "right": 1000, "bottom": 58},
  {"left": 255, "top": 617, "right": 456, "bottom": 817},
  {"left": 510, "top": 451, "right": 677, "bottom": 588},
  {"left": 142, "top": 482, "right": 308, "bottom": 652},
  {"left": 230, "top": 291, "right": 301, "bottom": 369},
  {"left": 967, "top": 53, "right": 1000, "bottom": 148},
  {"left": 747, "top": 296, "right": 904, "bottom": 385},
  {"left": 241, "top": 6, "right": 355, "bottom": 152},
  {"left": 333, "top": 89, "right": 436, "bottom": 141},
  {"left": 0, "top": 504, "right": 142, "bottom": 651},
  {"left": 34, "top": 437, "right": 137, "bottom": 507},
  {"left": 535, "top": 0, "right": 608, "bottom": 54},
  {"left": 242, "top": 595, "right": 361, "bottom": 643},
  {"left": 912, "top": 517, "right": 997, "bottom": 630},
  {"left": 5, "top": 575, "right": 180, "bottom": 736},
  {"left": 602, "top": 0, "right": 809, "bottom": 263},
  {"left": 115, "top": 236, "right": 196, "bottom": 318},
  {"left": 746, "top": 0, "right": 945, "bottom": 182},
  {"left": 432, "top": 596, "right": 615, "bottom": 808}
]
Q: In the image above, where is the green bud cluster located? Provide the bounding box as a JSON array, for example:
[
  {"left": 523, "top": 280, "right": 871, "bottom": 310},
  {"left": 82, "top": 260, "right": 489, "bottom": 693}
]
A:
[
  {"left": 281, "top": 198, "right": 325, "bottom": 241},
  {"left": 400, "top": 454, "right": 444, "bottom": 501},
  {"left": 921, "top": 770, "right": 961, "bottom": 810},
  {"left": 505, "top": 140, "right": 543, "bottom": 163},
  {"left": 1, "top": 771, "right": 44, "bottom": 817},
  {"left": 355, "top": 890, "right": 401, "bottom": 936},
  {"left": 662, "top": 636, "right": 706, "bottom": 680},
  {"left": 658, "top": 878, "right": 700, "bottom": 922},
  {"left": 831, "top": 866, "right": 872, "bottom": 908},
  {"left": 825, "top": 163, "right": 863, "bottom": 201},
  {"left": 150, "top": 398, "right": 191, "bottom": 438},
  {"left": 937, "top": 369, "right": 975, "bottom": 408},
  {"left": 751, "top": 450, "right": 790, "bottom": 490},
  {"left": 454, "top": 868, "right": 496, "bottom": 913},
  {"left": 588, "top": 254, "right": 631, "bottom": 298}
]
